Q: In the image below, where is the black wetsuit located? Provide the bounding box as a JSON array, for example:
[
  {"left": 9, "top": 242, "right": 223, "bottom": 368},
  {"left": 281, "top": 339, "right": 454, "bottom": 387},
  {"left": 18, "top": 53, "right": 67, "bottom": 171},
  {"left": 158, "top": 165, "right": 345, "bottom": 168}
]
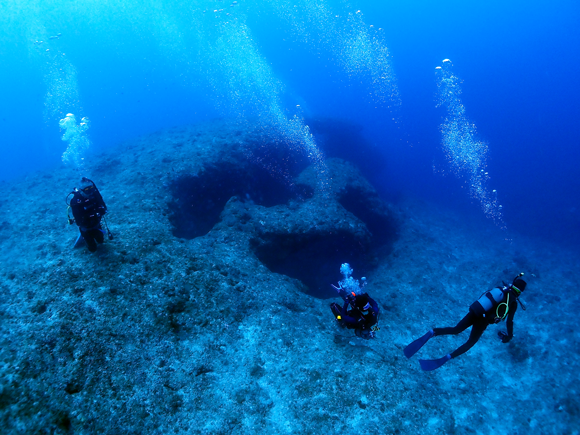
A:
[
  {"left": 71, "top": 190, "right": 107, "bottom": 252},
  {"left": 336, "top": 291, "right": 380, "bottom": 339},
  {"left": 434, "top": 287, "right": 519, "bottom": 358}
]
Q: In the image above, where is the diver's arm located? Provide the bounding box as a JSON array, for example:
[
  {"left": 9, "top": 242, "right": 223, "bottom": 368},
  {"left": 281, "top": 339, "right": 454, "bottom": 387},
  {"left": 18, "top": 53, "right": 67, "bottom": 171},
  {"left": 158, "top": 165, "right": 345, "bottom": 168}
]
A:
[
  {"left": 341, "top": 313, "right": 361, "bottom": 327},
  {"left": 340, "top": 301, "right": 363, "bottom": 326},
  {"left": 369, "top": 298, "right": 380, "bottom": 316},
  {"left": 70, "top": 195, "right": 84, "bottom": 226},
  {"left": 96, "top": 190, "right": 107, "bottom": 212},
  {"left": 505, "top": 300, "right": 518, "bottom": 339}
]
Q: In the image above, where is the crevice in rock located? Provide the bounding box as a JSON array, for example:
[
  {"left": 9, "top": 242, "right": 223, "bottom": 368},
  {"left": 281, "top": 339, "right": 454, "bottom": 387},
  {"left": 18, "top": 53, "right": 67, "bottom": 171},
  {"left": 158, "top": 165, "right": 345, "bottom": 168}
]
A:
[
  {"left": 251, "top": 231, "right": 370, "bottom": 299},
  {"left": 338, "top": 186, "right": 397, "bottom": 247},
  {"left": 168, "top": 162, "right": 310, "bottom": 239},
  {"left": 306, "top": 117, "right": 387, "bottom": 178}
]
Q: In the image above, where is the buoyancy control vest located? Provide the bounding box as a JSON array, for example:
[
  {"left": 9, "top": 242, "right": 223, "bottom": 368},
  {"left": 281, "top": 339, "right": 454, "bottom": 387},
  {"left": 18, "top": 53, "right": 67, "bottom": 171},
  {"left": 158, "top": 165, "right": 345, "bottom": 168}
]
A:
[{"left": 66, "top": 179, "right": 107, "bottom": 229}]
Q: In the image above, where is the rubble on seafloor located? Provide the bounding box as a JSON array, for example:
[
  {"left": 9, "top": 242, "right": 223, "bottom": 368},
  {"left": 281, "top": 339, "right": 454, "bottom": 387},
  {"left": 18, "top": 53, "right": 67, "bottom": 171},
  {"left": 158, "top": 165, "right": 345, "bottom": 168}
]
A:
[{"left": 0, "top": 120, "right": 578, "bottom": 434}]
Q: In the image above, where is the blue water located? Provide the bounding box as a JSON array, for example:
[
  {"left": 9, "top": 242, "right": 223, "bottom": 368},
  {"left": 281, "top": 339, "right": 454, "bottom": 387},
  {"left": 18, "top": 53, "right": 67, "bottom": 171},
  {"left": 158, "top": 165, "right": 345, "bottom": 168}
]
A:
[{"left": 1, "top": 0, "right": 579, "bottom": 245}]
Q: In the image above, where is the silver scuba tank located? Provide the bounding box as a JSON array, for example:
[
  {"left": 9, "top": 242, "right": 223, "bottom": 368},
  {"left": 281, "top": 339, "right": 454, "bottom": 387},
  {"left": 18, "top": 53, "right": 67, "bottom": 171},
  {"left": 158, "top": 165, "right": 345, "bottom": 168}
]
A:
[{"left": 477, "top": 287, "right": 505, "bottom": 312}]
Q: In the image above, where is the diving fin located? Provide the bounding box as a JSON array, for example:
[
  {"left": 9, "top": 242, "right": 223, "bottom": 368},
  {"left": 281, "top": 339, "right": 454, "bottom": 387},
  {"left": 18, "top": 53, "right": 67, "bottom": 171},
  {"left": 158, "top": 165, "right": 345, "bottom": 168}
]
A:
[
  {"left": 404, "top": 329, "right": 434, "bottom": 358},
  {"left": 419, "top": 354, "right": 452, "bottom": 371},
  {"left": 330, "top": 303, "right": 346, "bottom": 328},
  {"left": 73, "top": 233, "right": 85, "bottom": 249},
  {"left": 330, "top": 303, "right": 342, "bottom": 320}
]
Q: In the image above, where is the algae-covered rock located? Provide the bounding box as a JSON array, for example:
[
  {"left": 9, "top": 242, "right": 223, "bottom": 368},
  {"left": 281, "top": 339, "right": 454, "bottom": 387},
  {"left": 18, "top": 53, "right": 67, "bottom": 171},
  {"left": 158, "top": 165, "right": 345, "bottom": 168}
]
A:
[
  {"left": 0, "top": 120, "right": 578, "bottom": 435},
  {"left": 0, "top": 120, "right": 398, "bottom": 434}
]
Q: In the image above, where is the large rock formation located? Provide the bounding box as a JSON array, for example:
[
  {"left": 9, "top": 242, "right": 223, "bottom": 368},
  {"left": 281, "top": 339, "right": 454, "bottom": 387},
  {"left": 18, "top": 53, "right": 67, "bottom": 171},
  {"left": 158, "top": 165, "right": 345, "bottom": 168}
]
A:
[
  {"left": 0, "top": 120, "right": 399, "bottom": 434},
  {"left": 0, "top": 120, "right": 578, "bottom": 435}
]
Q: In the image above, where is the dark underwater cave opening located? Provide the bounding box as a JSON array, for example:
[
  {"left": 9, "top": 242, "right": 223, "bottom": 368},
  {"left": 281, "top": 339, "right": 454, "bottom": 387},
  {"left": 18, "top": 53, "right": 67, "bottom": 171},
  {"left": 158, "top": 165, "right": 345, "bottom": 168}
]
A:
[
  {"left": 243, "top": 136, "right": 312, "bottom": 186},
  {"left": 250, "top": 184, "right": 397, "bottom": 298},
  {"left": 306, "top": 117, "right": 388, "bottom": 180},
  {"left": 338, "top": 186, "right": 398, "bottom": 249},
  {"left": 168, "top": 162, "right": 312, "bottom": 239},
  {"left": 251, "top": 231, "right": 371, "bottom": 299}
]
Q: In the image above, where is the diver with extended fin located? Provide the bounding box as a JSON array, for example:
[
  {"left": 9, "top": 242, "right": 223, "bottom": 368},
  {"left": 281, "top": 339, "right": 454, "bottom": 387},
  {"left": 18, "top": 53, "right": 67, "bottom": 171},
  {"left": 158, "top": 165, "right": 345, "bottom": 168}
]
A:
[
  {"left": 404, "top": 273, "right": 528, "bottom": 371},
  {"left": 66, "top": 177, "right": 113, "bottom": 252}
]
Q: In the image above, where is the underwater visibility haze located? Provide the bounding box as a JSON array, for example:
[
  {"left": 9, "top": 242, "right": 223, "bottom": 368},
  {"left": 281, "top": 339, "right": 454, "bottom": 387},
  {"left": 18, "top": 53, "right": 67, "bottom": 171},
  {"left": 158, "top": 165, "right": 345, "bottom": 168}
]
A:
[{"left": 0, "top": 0, "right": 579, "bottom": 434}]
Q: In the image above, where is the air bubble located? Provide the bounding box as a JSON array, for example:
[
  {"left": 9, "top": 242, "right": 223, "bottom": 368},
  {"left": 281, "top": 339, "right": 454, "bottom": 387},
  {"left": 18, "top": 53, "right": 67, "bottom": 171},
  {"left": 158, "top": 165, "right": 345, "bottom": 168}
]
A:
[
  {"left": 436, "top": 59, "right": 505, "bottom": 229},
  {"left": 60, "top": 113, "right": 91, "bottom": 169}
]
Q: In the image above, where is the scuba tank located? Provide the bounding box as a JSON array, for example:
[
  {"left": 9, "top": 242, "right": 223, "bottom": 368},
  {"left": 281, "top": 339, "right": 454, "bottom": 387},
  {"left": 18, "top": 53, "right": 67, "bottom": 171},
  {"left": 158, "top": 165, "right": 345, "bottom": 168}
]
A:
[
  {"left": 470, "top": 273, "right": 525, "bottom": 323},
  {"left": 65, "top": 178, "right": 114, "bottom": 240},
  {"left": 470, "top": 287, "right": 509, "bottom": 323}
]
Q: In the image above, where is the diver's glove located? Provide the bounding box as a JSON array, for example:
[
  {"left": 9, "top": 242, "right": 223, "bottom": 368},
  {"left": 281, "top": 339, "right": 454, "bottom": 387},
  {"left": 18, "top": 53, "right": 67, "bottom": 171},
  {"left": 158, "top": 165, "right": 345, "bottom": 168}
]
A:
[{"left": 498, "top": 331, "right": 511, "bottom": 343}]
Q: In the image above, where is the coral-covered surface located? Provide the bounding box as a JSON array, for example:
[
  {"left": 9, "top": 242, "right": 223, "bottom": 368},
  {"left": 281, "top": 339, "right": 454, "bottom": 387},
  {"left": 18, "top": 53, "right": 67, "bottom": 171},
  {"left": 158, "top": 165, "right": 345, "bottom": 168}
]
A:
[{"left": 0, "top": 121, "right": 578, "bottom": 434}]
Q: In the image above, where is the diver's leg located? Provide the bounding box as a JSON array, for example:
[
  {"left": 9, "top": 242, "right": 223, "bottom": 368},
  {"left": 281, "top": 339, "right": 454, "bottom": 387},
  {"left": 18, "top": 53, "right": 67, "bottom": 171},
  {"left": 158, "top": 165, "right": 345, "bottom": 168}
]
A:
[
  {"left": 406, "top": 310, "right": 474, "bottom": 358},
  {"left": 449, "top": 317, "right": 488, "bottom": 359},
  {"left": 433, "top": 312, "right": 475, "bottom": 336},
  {"left": 94, "top": 227, "right": 105, "bottom": 244},
  {"left": 82, "top": 230, "right": 98, "bottom": 252},
  {"left": 417, "top": 312, "right": 480, "bottom": 369},
  {"left": 418, "top": 314, "right": 488, "bottom": 371}
]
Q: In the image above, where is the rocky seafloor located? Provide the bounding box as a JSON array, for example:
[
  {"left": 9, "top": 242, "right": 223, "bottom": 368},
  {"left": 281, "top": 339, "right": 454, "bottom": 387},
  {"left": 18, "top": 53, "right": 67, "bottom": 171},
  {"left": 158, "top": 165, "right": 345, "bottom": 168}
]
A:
[{"left": 0, "top": 119, "right": 578, "bottom": 435}]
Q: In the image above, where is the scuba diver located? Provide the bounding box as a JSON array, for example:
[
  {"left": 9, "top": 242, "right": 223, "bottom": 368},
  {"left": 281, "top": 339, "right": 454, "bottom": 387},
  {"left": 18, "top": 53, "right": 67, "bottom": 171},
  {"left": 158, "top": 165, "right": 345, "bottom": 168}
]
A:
[
  {"left": 404, "top": 273, "right": 528, "bottom": 371},
  {"left": 330, "top": 263, "right": 380, "bottom": 339},
  {"left": 67, "top": 177, "right": 111, "bottom": 252}
]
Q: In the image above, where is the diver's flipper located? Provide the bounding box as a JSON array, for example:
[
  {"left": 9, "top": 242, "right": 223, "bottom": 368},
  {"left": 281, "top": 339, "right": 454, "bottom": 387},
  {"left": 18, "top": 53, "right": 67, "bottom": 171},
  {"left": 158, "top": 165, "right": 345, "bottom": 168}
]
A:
[
  {"left": 330, "top": 303, "right": 346, "bottom": 328},
  {"left": 330, "top": 303, "right": 342, "bottom": 319},
  {"left": 73, "top": 233, "right": 85, "bottom": 249},
  {"left": 404, "top": 329, "right": 434, "bottom": 358},
  {"left": 419, "top": 354, "right": 451, "bottom": 371}
]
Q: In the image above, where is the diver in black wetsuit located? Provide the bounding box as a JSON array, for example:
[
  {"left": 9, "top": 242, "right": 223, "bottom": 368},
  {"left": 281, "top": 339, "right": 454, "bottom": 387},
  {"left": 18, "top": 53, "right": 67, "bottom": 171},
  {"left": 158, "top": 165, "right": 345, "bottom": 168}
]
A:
[
  {"left": 404, "top": 274, "right": 527, "bottom": 371},
  {"left": 331, "top": 285, "right": 380, "bottom": 339},
  {"left": 68, "top": 177, "right": 108, "bottom": 252}
]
